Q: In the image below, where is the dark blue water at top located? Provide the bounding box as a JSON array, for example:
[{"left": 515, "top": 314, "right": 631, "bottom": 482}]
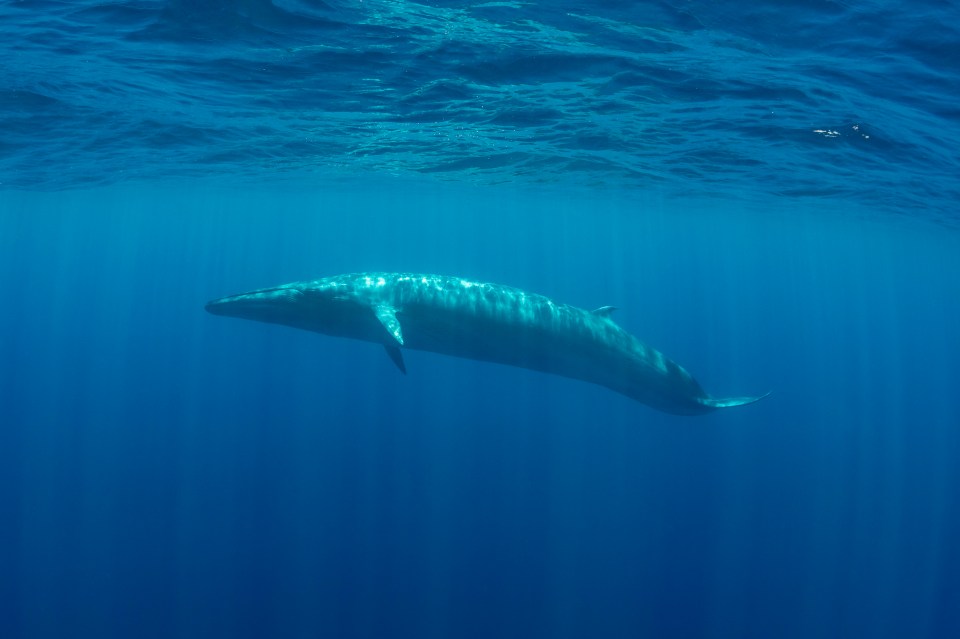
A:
[
  {"left": 2, "top": 2, "right": 960, "bottom": 639},
  {"left": 2, "top": 0, "right": 959, "bottom": 224}
]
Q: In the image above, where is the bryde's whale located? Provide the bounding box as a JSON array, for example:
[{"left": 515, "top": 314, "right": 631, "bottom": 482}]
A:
[{"left": 206, "top": 272, "right": 767, "bottom": 415}]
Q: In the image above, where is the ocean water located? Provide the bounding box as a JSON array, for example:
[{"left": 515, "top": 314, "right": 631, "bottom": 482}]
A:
[{"left": 2, "top": 1, "right": 959, "bottom": 638}]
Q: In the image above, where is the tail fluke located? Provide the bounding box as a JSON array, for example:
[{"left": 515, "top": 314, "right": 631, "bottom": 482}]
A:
[{"left": 698, "top": 391, "right": 771, "bottom": 410}]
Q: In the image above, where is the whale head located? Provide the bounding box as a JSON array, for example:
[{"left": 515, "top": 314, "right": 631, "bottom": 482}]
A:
[
  {"left": 205, "top": 280, "right": 388, "bottom": 342},
  {"left": 205, "top": 285, "right": 308, "bottom": 325}
]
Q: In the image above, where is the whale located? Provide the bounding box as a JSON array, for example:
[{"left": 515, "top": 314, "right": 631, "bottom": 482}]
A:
[{"left": 205, "top": 272, "right": 767, "bottom": 415}]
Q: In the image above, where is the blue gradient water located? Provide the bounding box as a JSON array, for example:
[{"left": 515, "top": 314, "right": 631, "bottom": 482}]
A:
[{"left": 2, "top": 2, "right": 960, "bottom": 638}]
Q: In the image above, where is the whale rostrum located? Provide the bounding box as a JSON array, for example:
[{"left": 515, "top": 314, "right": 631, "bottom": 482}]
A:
[{"left": 206, "top": 272, "right": 768, "bottom": 415}]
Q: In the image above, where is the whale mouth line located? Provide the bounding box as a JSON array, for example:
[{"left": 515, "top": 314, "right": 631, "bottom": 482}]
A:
[
  {"left": 205, "top": 287, "right": 304, "bottom": 317},
  {"left": 206, "top": 286, "right": 303, "bottom": 304}
]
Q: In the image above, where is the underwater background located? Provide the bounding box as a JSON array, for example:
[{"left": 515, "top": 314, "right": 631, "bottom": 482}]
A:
[{"left": 2, "top": 1, "right": 959, "bottom": 638}]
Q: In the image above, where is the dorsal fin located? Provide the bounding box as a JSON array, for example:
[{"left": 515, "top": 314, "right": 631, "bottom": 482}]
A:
[{"left": 591, "top": 305, "right": 618, "bottom": 318}]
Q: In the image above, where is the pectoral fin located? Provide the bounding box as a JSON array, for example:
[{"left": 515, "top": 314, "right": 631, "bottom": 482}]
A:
[
  {"left": 374, "top": 305, "right": 404, "bottom": 345},
  {"left": 384, "top": 344, "right": 406, "bottom": 374}
]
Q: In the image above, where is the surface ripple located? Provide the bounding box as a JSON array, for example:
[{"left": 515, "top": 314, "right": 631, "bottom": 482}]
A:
[{"left": 1, "top": 0, "right": 958, "bottom": 223}]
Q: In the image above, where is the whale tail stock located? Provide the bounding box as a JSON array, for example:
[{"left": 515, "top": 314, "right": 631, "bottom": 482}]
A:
[{"left": 698, "top": 391, "right": 772, "bottom": 410}]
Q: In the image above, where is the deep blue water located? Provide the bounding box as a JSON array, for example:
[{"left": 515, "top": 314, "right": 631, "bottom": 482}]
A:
[{"left": 2, "top": 2, "right": 960, "bottom": 639}]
